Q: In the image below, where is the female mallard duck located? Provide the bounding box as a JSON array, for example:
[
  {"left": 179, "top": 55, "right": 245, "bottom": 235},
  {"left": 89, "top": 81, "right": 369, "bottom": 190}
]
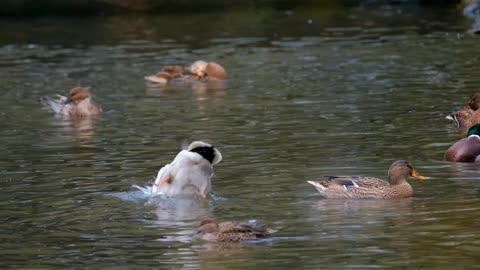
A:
[
  {"left": 193, "top": 218, "right": 277, "bottom": 242},
  {"left": 447, "top": 92, "right": 480, "bottom": 134},
  {"left": 444, "top": 124, "right": 480, "bottom": 162},
  {"left": 151, "top": 141, "right": 222, "bottom": 198},
  {"left": 307, "top": 160, "right": 426, "bottom": 199},
  {"left": 39, "top": 87, "right": 102, "bottom": 117},
  {"left": 144, "top": 60, "right": 226, "bottom": 85}
]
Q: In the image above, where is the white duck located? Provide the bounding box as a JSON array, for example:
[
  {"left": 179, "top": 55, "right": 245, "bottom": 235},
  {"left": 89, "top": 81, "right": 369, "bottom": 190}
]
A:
[
  {"left": 39, "top": 87, "right": 102, "bottom": 117},
  {"left": 152, "top": 141, "right": 222, "bottom": 198}
]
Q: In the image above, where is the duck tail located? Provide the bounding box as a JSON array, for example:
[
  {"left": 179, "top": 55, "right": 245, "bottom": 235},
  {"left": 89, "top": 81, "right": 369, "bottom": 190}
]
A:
[
  {"left": 307, "top": 181, "right": 326, "bottom": 191},
  {"left": 266, "top": 228, "right": 278, "bottom": 234}
]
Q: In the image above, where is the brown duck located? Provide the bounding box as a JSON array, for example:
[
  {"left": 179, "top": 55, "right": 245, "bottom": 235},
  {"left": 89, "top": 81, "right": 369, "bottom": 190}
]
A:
[
  {"left": 444, "top": 124, "right": 480, "bottom": 162},
  {"left": 193, "top": 218, "right": 277, "bottom": 242},
  {"left": 447, "top": 92, "right": 480, "bottom": 134},
  {"left": 307, "top": 160, "right": 426, "bottom": 199},
  {"left": 39, "top": 87, "right": 102, "bottom": 117},
  {"left": 144, "top": 60, "right": 226, "bottom": 85}
]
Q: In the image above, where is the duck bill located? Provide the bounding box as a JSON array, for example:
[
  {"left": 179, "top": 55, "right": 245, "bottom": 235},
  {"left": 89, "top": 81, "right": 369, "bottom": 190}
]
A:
[
  {"left": 63, "top": 98, "right": 72, "bottom": 105},
  {"left": 189, "top": 230, "right": 201, "bottom": 237},
  {"left": 411, "top": 169, "right": 426, "bottom": 180}
]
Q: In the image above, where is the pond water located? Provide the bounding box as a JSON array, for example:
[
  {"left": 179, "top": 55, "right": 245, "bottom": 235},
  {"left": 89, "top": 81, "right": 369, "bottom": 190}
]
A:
[{"left": 2, "top": 3, "right": 480, "bottom": 269}]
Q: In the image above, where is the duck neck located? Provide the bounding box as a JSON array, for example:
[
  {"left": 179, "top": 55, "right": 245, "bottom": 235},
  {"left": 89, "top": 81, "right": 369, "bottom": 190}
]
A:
[{"left": 387, "top": 174, "right": 408, "bottom": 186}]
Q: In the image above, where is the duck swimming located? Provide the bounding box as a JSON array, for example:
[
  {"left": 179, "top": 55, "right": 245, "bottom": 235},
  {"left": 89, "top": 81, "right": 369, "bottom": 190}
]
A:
[
  {"left": 39, "top": 87, "right": 102, "bottom": 117},
  {"left": 193, "top": 218, "right": 277, "bottom": 242},
  {"left": 447, "top": 92, "right": 480, "bottom": 134},
  {"left": 444, "top": 124, "right": 480, "bottom": 162},
  {"left": 307, "top": 160, "right": 426, "bottom": 199},
  {"left": 151, "top": 141, "right": 222, "bottom": 198},
  {"left": 144, "top": 60, "right": 227, "bottom": 85}
]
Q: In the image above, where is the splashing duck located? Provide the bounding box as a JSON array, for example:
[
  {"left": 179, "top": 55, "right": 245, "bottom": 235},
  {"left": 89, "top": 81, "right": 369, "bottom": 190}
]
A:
[
  {"left": 152, "top": 141, "right": 222, "bottom": 198},
  {"left": 39, "top": 87, "right": 102, "bottom": 117},
  {"left": 307, "top": 160, "right": 426, "bottom": 199}
]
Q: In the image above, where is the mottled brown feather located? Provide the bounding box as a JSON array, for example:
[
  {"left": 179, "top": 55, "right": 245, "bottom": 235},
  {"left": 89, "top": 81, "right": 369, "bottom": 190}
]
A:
[
  {"left": 145, "top": 61, "right": 226, "bottom": 84},
  {"left": 448, "top": 92, "right": 480, "bottom": 134},
  {"left": 307, "top": 160, "right": 424, "bottom": 199},
  {"left": 196, "top": 219, "right": 276, "bottom": 242}
]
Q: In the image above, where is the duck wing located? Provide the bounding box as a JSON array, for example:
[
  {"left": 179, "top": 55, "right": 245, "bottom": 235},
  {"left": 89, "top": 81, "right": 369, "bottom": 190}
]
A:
[
  {"left": 39, "top": 94, "right": 68, "bottom": 114},
  {"left": 217, "top": 222, "right": 273, "bottom": 241},
  {"left": 319, "top": 176, "right": 389, "bottom": 189}
]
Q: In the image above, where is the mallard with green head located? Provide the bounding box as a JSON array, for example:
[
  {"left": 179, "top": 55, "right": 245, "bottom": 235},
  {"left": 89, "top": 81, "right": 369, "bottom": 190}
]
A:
[
  {"left": 307, "top": 160, "right": 426, "bottom": 199},
  {"left": 444, "top": 124, "right": 480, "bottom": 162}
]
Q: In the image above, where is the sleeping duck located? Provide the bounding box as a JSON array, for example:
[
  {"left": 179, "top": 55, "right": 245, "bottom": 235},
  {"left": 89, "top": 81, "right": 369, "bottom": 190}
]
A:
[{"left": 144, "top": 60, "right": 226, "bottom": 85}]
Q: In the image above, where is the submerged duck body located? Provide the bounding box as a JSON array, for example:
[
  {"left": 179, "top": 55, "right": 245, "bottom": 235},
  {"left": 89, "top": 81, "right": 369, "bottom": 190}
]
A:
[
  {"left": 39, "top": 87, "right": 102, "bottom": 117},
  {"left": 307, "top": 160, "right": 426, "bottom": 199},
  {"left": 444, "top": 124, "right": 480, "bottom": 162},
  {"left": 194, "top": 218, "right": 277, "bottom": 242},
  {"left": 144, "top": 60, "right": 226, "bottom": 85},
  {"left": 151, "top": 141, "right": 222, "bottom": 198}
]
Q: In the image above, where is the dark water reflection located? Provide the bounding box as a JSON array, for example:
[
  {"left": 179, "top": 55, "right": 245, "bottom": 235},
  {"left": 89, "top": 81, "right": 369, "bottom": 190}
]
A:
[{"left": 2, "top": 3, "right": 480, "bottom": 269}]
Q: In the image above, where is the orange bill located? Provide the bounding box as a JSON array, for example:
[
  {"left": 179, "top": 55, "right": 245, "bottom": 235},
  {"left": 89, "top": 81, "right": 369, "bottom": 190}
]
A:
[{"left": 411, "top": 169, "right": 426, "bottom": 180}]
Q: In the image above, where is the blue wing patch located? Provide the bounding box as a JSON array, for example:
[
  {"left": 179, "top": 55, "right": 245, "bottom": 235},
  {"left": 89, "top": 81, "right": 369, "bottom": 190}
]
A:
[{"left": 342, "top": 180, "right": 359, "bottom": 190}]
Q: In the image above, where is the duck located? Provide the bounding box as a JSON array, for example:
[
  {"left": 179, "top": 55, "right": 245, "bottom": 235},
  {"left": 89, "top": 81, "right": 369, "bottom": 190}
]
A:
[
  {"left": 307, "top": 160, "right": 426, "bottom": 199},
  {"left": 463, "top": 1, "right": 480, "bottom": 33},
  {"left": 151, "top": 141, "right": 222, "bottom": 198},
  {"left": 193, "top": 218, "right": 277, "bottom": 242},
  {"left": 444, "top": 124, "right": 480, "bottom": 162},
  {"left": 39, "top": 87, "right": 102, "bottom": 117},
  {"left": 144, "top": 60, "right": 226, "bottom": 85},
  {"left": 447, "top": 92, "right": 480, "bottom": 134}
]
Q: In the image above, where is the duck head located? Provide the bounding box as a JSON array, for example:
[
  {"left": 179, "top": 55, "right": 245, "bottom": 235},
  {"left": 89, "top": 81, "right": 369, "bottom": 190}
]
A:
[
  {"left": 66, "top": 87, "right": 92, "bottom": 105},
  {"left": 467, "top": 123, "right": 480, "bottom": 137},
  {"left": 387, "top": 160, "right": 426, "bottom": 185},
  {"left": 197, "top": 218, "right": 219, "bottom": 233},
  {"left": 188, "top": 141, "right": 222, "bottom": 165},
  {"left": 190, "top": 61, "right": 227, "bottom": 80},
  {"left": 469, "top": 92, "right": 480, "bottom": 111},
  {"left": 190, "top": 60, "right": 208, "bottom": 77}
]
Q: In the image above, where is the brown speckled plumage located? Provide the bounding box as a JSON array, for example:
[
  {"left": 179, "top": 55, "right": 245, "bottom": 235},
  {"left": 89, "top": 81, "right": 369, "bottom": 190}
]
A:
[
  {"left": 39, "top": 87, "right": 102, "bottom": 118},
  {"left": 307, "top": 160, "right": 426, "bottom": 199},
  {"left": 447, "top": 92, "right": 480, "bottom": 134},
  {"left": 144, "top": 61, "right": 226, "bottom": 85},
  {"left": 194, "top": 218, "right": 276, "bottom": 242}
]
